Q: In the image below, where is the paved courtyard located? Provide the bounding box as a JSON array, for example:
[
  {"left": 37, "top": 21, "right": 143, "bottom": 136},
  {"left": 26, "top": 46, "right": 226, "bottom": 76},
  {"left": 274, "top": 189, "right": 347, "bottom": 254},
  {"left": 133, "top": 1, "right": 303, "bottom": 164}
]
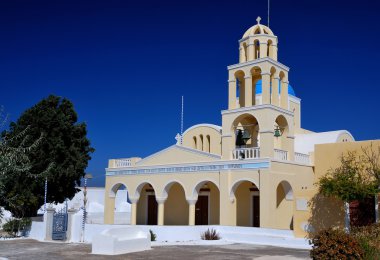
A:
[{"left": 0, "top": 239, "right": 310, "bottom": 260}]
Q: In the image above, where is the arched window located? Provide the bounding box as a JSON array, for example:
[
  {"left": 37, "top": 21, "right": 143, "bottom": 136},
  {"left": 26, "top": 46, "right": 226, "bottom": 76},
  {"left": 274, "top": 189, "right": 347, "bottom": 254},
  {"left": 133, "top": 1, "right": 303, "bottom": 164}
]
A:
[
  {"left": 193, "top": 136, "right": 197, "bottom": 149},
  {"left": 206, "top": 135, "right": 211, "bottom": 153},
  {"left": 200, "top": 135, "right": 204, "bottom": 151},
  {"left": 254, "top": 40, "right": 260, "bottom": 59}
]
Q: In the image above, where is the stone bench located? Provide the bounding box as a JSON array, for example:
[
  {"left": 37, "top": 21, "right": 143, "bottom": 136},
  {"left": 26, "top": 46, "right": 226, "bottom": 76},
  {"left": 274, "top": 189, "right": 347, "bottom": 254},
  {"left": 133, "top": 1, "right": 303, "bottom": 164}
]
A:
[{"left": 92, "top": 227, "right": 151, "bottom": 255}]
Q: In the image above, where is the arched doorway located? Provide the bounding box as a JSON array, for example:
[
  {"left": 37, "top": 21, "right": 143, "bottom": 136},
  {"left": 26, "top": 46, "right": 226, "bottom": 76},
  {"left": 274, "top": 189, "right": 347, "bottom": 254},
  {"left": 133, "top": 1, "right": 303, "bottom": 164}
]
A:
[
  {"left": 276, "top": 181, "right": 294, "bottom": 230},
  {"left": 192, "top": 181, "right": 220, "bottom": 225},
  {"left": 163, "top": 182, "right": 188, "bottom": 225},
  {"left": 109, "top": 183, "right": 131, "bottom": 224},
  {"left": 135, "top": 183, "right": 158, "bottom": 225},
  {"left": 232, "top": 180, "right": 260, "bottom": 227}
]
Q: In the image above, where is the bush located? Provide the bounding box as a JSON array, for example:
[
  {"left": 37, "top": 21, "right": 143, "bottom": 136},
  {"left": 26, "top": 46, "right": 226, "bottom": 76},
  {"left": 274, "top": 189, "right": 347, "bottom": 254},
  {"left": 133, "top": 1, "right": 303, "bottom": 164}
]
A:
[
  {"left": 149, "top": 229, "right": 156, "bottom": 241},
  {"left": 201, "top": 228, "right": 220, "bottom": 240},
  {"left": 2, "top": 218, "right": 31, "bottom": 236},
  {"left": 310, "top": 228, "right": 363, "bottom": 259},
  {"left": 352, "top": 223, "right": 380, "bottom": 260}
]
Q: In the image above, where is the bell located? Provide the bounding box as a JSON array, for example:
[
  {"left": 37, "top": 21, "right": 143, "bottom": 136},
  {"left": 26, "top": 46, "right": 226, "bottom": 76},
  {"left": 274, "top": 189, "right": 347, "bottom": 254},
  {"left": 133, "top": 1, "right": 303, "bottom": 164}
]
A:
[
  {"left": 242, "top": 130, "right": 251, "bottom": 144},
  {"left": 235, "top": 129, "right": 245, "bottom": 147},
  {"left": 274, "top": 127, "right": 281, "bottom": 137}
]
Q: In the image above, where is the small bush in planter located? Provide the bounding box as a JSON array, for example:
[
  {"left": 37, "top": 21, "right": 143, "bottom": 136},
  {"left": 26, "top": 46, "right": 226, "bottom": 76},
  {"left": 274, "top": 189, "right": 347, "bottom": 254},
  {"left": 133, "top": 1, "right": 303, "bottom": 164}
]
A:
[
  {"left": 310, "top": 228, "right": 363, "bottom": 259},
  {"left": 2, "top": 218, "right": 31, "bottom": 236},
  {"left": 149, "top": 229, "right": 156, "bottom": 241},
  {"left": 201, "top": 228, "right": 220, "bottom": 240}
]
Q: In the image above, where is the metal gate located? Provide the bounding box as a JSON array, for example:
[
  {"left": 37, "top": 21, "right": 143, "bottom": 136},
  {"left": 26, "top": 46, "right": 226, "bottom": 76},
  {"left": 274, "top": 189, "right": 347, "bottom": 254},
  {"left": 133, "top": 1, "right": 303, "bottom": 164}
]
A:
[{"left": 52, "top": 206, "right": 68, "bottom": 240}]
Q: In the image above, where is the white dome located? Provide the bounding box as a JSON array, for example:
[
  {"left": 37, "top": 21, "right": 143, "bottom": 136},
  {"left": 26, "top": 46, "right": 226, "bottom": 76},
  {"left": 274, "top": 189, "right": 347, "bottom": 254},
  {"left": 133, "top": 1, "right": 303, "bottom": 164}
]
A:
[{"left": 242, "top": 17, "right": 274, "bottom": 38}]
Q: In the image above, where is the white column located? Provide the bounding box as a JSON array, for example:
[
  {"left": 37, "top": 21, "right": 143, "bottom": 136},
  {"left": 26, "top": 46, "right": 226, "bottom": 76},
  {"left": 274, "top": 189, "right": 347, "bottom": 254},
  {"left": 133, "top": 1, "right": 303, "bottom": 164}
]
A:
[
  {"left": 44, "top": 207, "right": 55, "bottom": 241},
  {"left": 157, "top": 198, "right": 166, "bottom": 226},
  {"left": 187, "top": 199, "right": 197, "bottom": 226},
  {"left": 228, "top": 79, "right": 236, "bottom": 110},
  {"left": 129, "top": 197, "right": 139, "bottom": 225},
  {"left": 261, "top": 72, "right": 271, "bottom": 104},
  {"left": 244, "top": 75, "right": 252, "bottom": 107}
]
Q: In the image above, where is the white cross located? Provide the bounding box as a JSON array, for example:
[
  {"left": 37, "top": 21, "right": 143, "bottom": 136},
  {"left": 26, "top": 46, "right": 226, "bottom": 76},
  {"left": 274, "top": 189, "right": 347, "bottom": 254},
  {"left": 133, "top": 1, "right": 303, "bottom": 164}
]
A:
[{"left": 256, "top": 16, "right": 261, "bottom": 24}]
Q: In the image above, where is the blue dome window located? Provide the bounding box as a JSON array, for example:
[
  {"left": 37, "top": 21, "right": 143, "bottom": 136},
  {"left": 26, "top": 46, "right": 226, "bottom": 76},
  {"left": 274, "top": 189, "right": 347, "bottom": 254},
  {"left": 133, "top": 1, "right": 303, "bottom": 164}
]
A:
[{"left": 254, "top": 79, "right": 296, "bottom": 97}]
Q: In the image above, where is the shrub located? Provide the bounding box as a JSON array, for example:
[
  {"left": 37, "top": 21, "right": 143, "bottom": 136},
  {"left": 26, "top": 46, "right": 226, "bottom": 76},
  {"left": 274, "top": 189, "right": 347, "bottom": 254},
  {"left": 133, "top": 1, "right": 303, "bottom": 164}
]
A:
[
  {"left": 201, "top": 228, "right": 220, "bottom": 240},
  {"left": 352, "top": 223, "right": 380, "bottom": 260},
  {"left": 149, "top": 229, "right": 156, "bottom": 241},
  {"left": 2, "top": 218, "right": 31, "bottom": 236},
  {"left": 310, "top": 228, "right": 363, "bottom": 259}
]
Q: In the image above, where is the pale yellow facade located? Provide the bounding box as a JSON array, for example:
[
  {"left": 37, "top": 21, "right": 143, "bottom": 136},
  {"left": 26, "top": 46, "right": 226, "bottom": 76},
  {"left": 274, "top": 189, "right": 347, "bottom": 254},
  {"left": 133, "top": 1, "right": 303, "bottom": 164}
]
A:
[{"left": 103, "top": 18, "right": 378, "bottom": 237}]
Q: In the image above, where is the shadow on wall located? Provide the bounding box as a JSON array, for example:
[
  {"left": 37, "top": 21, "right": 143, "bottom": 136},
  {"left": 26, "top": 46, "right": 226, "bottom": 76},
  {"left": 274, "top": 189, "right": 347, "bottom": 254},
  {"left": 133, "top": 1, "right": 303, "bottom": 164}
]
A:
[{"left": 307, "top": 194, "right": 345, "bottom": 237}]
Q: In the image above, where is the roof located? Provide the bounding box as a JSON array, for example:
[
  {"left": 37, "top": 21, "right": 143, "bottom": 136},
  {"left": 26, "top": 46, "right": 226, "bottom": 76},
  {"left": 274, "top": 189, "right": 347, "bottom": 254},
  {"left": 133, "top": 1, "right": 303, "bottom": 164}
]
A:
[
  {"left": 182, "top": 124, "right": 222, "bottom": 136},
  {"left": 242, "top": 19, "right": 274, "bottom": 38},
  {"left": 294, "top": 130, "right": 355, "bottom": 154}
]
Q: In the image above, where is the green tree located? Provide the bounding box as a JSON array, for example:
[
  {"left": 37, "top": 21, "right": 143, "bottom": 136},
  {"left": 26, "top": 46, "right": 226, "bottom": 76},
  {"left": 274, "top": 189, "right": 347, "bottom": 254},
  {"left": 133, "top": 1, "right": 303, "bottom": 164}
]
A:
[
  {"left": 0, "top": 108, "right": 43, "bottom": 218},
  {"left": 318, "top": 147, "right": 380, "bottom": 231},
  {"left": 1, "top": 96, "right": 94, "bottom": 217}
]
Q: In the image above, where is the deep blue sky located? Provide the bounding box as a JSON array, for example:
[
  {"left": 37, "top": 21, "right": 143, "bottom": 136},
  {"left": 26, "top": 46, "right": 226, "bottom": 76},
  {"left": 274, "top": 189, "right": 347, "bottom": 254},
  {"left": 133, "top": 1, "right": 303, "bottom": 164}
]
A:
[{"left": 1, "top": 0, "right": 379, "bottom": 187}]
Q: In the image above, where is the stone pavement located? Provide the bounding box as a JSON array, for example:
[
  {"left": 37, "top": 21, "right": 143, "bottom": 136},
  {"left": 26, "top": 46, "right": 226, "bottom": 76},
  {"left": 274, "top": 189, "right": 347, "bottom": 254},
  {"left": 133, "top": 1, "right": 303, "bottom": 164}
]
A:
[{"left": 0, "top": 239, "right": 310, "bottom": 259}]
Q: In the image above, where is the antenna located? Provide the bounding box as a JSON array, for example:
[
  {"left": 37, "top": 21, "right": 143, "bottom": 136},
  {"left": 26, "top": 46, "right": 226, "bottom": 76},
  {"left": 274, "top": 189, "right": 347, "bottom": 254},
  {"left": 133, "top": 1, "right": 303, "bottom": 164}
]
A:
[
  {"left": 180, "top": 95, "right": 184, "bottom": 145},
  {"left": 268, "top": 0, "right": 270, "bottom": 27}
]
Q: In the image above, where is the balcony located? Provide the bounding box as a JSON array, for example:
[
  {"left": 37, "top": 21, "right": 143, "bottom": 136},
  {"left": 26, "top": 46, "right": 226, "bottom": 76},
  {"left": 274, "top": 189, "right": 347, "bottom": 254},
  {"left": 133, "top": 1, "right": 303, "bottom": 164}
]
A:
[
  {"left": 232, "top": 147, "right": 311, "bottom": 164},
  {"left": 295, "top": 152, "right": 310, "bottom": 164},
  {"left": 232, "top": 147, "right": 260, "bottom": 159},
  {"left": 109, "top": 157, "right": 141, "bottom": 168},
  {"left": 274, "top": 149, "right": 288, "bottom": 161}
]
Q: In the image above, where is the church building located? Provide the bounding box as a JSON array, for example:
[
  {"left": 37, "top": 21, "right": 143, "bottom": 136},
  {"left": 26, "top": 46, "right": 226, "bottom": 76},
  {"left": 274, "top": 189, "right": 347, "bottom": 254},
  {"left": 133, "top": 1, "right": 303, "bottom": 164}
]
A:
[{"left": 103, "top": 17, "right": 377, "bottom": 237}]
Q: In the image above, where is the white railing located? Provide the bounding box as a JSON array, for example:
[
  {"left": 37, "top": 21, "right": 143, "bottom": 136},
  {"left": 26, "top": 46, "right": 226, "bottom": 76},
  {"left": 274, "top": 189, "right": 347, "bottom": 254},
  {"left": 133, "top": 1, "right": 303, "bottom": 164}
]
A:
[
  {"left": 115, "top": 159, "right": 132, "bottom": 167},
  {"left": 274, "top": 149, "right": 288, "bottom": 161},
  {"left": 295, "top": 152, "right": 310, "bottom": 164},
  {"left": 232, "top": 147, "right": 260, "bottom": 159}
]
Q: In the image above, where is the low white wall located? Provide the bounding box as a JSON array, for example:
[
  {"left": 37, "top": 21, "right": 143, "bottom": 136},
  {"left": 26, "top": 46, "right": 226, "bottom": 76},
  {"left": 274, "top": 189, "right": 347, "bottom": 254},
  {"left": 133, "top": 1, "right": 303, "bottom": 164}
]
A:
[{"left": 28, "top": 221, "right": 45, "bottom": 241}]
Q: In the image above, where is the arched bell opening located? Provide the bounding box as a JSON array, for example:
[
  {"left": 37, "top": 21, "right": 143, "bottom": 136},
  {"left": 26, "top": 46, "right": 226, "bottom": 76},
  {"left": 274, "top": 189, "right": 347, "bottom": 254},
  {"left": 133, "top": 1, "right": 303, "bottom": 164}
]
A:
[
  {"left": 254, "top": 39, "right": 260, "bottom": 59},
  {"left": 274, "top": 115, "right": 289, "bottom": 160},
  {"left": 250, "top": 66, "right": 262, "bottom": 106},
  {"left": 234, "top": 70, "right": 246, "bottom": 108},
  {"left": 231, "top": 114, "right": 260, "bottom": 159},
  {"left": 275, "top": 181, "right": 294, "bottom": 230}
]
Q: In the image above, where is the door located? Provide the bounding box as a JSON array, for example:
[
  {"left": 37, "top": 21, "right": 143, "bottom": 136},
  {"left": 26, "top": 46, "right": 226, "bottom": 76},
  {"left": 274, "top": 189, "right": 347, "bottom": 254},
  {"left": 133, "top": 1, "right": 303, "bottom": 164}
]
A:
[
  {"left": 252, "top": 195, "right": 260, "bottom": 227},
  {"left": 147, "top": 195, "right": 158, "bottom": 225},
  {"left": 195, "top": 195, "right": 208, "bottom": 225}
]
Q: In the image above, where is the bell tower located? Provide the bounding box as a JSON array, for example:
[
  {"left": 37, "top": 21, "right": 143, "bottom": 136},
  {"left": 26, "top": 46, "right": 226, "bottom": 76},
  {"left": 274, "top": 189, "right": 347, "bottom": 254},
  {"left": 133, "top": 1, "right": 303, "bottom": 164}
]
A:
[{"left": 222, "top": 17, "right": 296, "bottom": 161}]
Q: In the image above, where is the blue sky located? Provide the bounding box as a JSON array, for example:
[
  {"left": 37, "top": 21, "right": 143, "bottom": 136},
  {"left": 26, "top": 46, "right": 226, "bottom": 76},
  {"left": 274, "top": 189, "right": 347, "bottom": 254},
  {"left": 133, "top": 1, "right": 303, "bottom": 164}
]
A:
[{"left": 1, "top": 0, "right": 379, "bottom": 187}]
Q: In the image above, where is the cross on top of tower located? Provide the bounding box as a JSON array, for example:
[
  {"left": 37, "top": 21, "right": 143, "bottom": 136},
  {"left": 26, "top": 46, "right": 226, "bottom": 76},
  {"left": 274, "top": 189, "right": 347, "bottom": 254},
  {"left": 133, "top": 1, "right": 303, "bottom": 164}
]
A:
[{"left": 256, "top": 16, "right": 261, "bottom": 24}]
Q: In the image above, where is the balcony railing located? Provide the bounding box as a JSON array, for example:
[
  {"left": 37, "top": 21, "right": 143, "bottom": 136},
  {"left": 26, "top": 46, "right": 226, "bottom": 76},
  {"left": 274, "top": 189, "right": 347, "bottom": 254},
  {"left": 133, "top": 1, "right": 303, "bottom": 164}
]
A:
[
  {"left": 295, "top": 152, "right": 310, "bottom": 164},
  {"left": 114, "top": 159, "right": 132, "bottom": 167},
  {"left": 274, "top": 149, "right": 288, "bottom": 161},
  {"left": 232, "top": 147, "right": 260, "bottom": 159}
]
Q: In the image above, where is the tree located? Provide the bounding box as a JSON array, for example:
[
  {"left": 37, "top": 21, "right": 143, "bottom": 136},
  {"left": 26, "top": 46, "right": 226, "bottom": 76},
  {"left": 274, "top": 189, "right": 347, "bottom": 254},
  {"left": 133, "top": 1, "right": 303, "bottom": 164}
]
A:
[
  {"left": 1, "top": 96, "right": 94, "bottom": 217},
  {"left": 0, "top": 107, "right": 43, "bottom": 218},
  {"left": 317, "top": 147, "right": 380, "bottom": 231}
]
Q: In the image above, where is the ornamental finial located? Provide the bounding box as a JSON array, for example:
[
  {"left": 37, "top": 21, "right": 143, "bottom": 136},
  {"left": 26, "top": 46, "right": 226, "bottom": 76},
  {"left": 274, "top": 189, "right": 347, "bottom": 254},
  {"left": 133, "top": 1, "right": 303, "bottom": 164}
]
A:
[{"left": 256, "top": 16, "right": 261, "bottom": 24}]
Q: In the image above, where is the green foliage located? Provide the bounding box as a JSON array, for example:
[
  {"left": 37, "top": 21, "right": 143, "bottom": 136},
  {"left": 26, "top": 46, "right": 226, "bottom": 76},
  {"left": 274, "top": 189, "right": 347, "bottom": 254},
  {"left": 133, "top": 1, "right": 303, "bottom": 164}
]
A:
[
  {"left": 2, "top": 218, "right": 31, "bottom": 236},
  {"left": 0, "top": 107, "right": 43, "bottom": 218},
  {"left": 318, "top": 151, "right": 379, "bottom": 202},
  {"left": 0, "top": 96, "right": 94, "bottom": 217},
  {"left": 201, "top": 228, "right": 221, "bottom": 240},
  {"left": 310, "top": 228, "right": 364, "bottom": 259},
  {"left": 149, "top": 229, "right": 156, "bottom": 241}
]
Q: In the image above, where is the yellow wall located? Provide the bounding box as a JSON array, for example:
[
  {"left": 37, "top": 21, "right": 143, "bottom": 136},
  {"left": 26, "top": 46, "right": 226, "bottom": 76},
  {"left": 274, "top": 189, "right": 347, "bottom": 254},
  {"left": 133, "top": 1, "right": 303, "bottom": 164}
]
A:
[
  {"left": 164, "top": 183, "right": 189, "bottom": 225},
  {"left": 182, "top": 125, "right": 222, "bottom": 155}
]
